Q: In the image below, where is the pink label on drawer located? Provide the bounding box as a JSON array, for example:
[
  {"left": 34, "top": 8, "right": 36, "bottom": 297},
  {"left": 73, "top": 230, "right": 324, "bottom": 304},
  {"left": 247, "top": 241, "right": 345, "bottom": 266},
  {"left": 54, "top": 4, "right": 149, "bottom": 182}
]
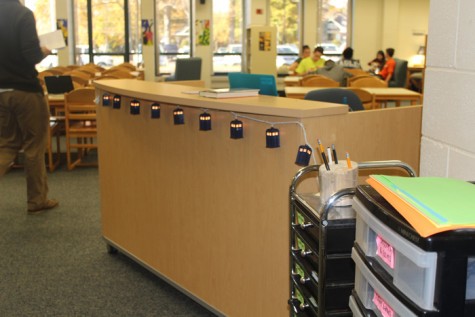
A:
[
  {"left": 373, "top": 291, "right": 395, "bottom": 317},
  {"left": 376, "top": 235, "right": 395, "bottom": 269}
]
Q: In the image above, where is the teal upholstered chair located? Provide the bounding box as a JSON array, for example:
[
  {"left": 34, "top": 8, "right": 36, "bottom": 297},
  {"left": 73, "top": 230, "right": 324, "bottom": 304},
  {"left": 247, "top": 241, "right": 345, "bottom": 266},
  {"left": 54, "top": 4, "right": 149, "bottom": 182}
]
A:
[{"left": 388, "top": 58, "right": 408, "bottom": 87}]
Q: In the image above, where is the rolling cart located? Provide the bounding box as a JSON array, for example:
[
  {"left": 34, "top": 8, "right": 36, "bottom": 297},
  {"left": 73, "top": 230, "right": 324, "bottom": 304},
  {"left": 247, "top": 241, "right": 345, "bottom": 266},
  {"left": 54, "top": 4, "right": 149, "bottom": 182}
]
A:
[{"left": 288, "top": 160, "right": 416, "bottom": 317}]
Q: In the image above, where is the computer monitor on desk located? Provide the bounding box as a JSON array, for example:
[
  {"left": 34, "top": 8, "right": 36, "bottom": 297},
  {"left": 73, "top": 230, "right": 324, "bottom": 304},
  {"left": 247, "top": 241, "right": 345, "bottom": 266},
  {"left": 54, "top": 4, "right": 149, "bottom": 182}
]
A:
[{"left": 228, "top": 72, "right": 278, "bottom": 96}]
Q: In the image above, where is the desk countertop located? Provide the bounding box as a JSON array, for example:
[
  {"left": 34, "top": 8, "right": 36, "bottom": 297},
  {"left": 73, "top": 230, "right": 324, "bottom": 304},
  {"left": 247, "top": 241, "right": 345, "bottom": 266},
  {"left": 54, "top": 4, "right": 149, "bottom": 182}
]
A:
[{"left": 94, "top": 79, "right": 347, "bottom": 118}]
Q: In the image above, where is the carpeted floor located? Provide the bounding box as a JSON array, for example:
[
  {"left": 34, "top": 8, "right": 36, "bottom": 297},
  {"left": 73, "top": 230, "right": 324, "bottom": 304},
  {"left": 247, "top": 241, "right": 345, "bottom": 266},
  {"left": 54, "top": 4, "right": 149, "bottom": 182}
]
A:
[{"left": 0, "top": 166, "right": 216, "bottom": 317}]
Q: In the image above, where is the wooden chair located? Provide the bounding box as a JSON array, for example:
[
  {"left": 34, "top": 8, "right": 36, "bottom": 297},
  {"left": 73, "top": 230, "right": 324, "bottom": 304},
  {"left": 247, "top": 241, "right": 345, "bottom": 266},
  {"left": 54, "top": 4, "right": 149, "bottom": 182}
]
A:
[
  {"left": 300, "top": 75, "right": 339, "bottom": 87},
  {"left": 46, "top": 68, "right": 63, "bottom": 76},
  {"left": 50, "top": 66, "right": 69, "bottom": 74},
  {"left": 94, "top": 75, "right": 120, "bottom": 80},
  {"left": 75, "top": 67, "right": 96, "bottom": 78},
  {"left": 343, "top": 68, "right": 369, "bottom": 77},
  {"left": 66, "top": 65, "right": 81, "bottom": 71},
  {"left": 71, "top": 75, "right": 90, "bottom": 88},
  {"left": 117, "top": 62, "right": 136, "bottom": 71},
  {"left": 347, "top": 88, "right": 375, "bottom": 110},
  {"left": 348, "top": 76, "right": 388, "bottom": 88},
  {"left": 101, "top": 69, "right": 135, "bottom": 79},
  {"left": 64, "top": 88, "right": 98, "bottom": 170}
]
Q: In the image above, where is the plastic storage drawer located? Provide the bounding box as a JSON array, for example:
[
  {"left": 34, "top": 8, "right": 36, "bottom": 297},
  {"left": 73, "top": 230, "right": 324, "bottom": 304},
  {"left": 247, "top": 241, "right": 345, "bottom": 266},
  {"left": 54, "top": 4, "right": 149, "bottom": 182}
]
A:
[
  {"left": 354, "top": 185, "right": 475, "bottom": 316},
  {"left": 353, "top": 196, "right": 438, "bottom": 310},
  {"left": 352, "top": 247, "right": 418, "bottom": 317},
  {"left": 348, "top": 294, "right": 364, "bottom": 317},
  {"left": 293, "top": 194, "right": 356, "bottom": 254}
]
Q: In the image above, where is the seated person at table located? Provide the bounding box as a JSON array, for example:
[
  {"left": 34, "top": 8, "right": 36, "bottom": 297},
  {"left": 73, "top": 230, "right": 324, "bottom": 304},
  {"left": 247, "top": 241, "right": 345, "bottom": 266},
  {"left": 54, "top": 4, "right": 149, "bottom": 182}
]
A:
[
  {"left": 289, "top": 45, "right": 311, "bottom": 73},
  {"left": 338, "top": 47, "right": 361, "bottom": 69},
  {"left": 316, "top": 60, "right": 352, "bottom": 86},
  {"left": 378, "top": 48, "right": 396, "bottom": 83},
  {"left": 295, "top": 46, "right": 326, "bottom": 75},
  {"left": 368, "top": 50, "right": 386, "bottom": 74}
]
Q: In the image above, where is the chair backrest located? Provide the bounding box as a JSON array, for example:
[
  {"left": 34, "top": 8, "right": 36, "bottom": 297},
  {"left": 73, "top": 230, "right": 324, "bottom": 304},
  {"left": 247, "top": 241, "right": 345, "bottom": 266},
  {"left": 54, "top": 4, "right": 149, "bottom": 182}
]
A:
[
  {"left": 174, "top": 57, "right": 202, "bottom": 81},
  {"left": 228, "top": 72, "right": 278, "bottom": 96},
  {"left": 65, "top": 87, "right": 96, "bottom": 105},
  {"left": 102, "top": 69, "right": 135, "bottom": 79},
  {"left": 304, "top": 88, "right": 364, "bottom": 111},
  {"left": 70, "top": 70, "right": 91, "bottom": 81},
  {"left": 117, "top": 62, "right": 136, "bottom": 70},
  {"left": 347, "top": 88, "right": 374, "bottom": 109},
  {"left": 389, "top": 58, "right": 408, "bottom": 87},
  {"left": 300, "top": 75, "right": 340, "bottom": 87},
  {"left": 349, "top": 76, "right": 388, "bottom": 88},
  {"left": 344, "top": 68, "right": 368, "bottom": 77},
  {"left": 347, "top": 74, "right": 373, "bottom": 86},
  {"left": 70, "top": 75, "right": 89, "bottom": 87}
]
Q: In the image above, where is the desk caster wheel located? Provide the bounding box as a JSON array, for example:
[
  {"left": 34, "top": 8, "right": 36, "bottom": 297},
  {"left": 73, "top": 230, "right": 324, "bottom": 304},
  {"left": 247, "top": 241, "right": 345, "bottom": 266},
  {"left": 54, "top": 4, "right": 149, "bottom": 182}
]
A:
[{"left": 106, "top": 244, "right": 118, "bottom": 254}]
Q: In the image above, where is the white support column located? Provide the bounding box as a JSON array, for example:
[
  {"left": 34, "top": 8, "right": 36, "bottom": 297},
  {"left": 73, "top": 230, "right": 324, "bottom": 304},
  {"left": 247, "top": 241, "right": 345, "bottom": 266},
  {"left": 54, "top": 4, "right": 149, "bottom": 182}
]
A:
[
  {"left": 194, "top": 0, "right": 213, "bottom": 87},
  {"left": 55, "top": 0, "right": 70, "bottom": 66},
  {"left": 141, "top": 0, "right": 155, "bottom": 81}
]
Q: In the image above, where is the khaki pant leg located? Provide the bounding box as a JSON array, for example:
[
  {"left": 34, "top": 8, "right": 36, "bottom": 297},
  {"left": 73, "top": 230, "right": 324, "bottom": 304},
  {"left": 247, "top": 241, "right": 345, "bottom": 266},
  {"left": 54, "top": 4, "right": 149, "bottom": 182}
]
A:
[
  {"left": 3, "top": 91, "right": 49, "bottom": 209},
  {"left": 0, "top": 92, "right": 22, "bottom": 176}
]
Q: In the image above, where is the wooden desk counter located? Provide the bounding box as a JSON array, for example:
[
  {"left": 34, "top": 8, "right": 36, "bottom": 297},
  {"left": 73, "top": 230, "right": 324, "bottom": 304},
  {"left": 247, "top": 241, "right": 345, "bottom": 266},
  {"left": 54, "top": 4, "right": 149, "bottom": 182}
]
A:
[
  {"left": 94, "top": 79, "right": 421, "bottom": 317},
  {"left": 285, "top": 86, "right": 423, "bottom": 105}
]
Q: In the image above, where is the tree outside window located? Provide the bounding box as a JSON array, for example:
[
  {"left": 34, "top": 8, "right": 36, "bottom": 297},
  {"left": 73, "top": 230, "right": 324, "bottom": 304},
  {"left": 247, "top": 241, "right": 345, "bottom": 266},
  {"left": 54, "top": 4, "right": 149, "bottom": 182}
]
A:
[
  {"left": 212, "top": 0, "right": 243, "bottom": 74},
  {"left": 155, "top": 0, "right": 191, "bottom": 74},
  {"left": 270, "top": 0, "right": 300, "bottom": 70},
  {"left": 74, "top": 0, "right": 141, "bottom": 68}
]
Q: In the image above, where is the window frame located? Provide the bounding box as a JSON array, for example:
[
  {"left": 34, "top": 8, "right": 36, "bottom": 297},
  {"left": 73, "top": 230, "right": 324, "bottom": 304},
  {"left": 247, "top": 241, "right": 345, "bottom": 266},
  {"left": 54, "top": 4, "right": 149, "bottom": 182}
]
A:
[
  {"left": 153, "top": 0, "right": 193, "bottom": 76},
  {"left": 73, "top": 0, "right": 138, "bottom": 66}
]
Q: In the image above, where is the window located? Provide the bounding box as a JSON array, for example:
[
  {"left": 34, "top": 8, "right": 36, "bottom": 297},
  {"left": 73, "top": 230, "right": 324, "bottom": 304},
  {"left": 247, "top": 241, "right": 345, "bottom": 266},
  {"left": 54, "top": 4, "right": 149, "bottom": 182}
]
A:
[
  {"left": 25, "top": 0, "right": 58, "bottom": 71},
  {"left": 212, "top": 0, "right": 243, "bottom": 74},
  {"left": 270, "top": 0, "right": 300, "bottom": 69},
  {"left": 155, "top": 0, "right": 191, "bottom": 75},
  {"left": 74, "top": 0, "right": 141, "bottom": 68},
  {"left": 318, "top": 0, "right": 350, "bottom": 57}
]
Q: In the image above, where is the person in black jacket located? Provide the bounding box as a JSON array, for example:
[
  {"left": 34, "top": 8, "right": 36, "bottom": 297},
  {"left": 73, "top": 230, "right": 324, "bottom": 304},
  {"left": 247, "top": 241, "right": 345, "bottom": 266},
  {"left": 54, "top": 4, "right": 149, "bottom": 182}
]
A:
[{"left": 0, "top": 0, "right": 58, "bottom": 213}]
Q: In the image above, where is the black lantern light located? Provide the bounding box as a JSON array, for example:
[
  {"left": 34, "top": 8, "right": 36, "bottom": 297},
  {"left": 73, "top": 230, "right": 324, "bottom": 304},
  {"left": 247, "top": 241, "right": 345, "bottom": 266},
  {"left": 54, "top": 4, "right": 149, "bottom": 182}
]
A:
[
  {"left": 266, "top": 127, "right": 280, "bottom": 148},
  {"left": 230, "top": 119, "right": 243, "bottom": 139},
  {"left": 151, "top": 103, "right": 160, "bottom": 119},
  {"left": 173, "top": 107, "right": 185, "bottom": 125},
  {"left": 102, "top": 94, "right": 111, "bottom": 106},
  {"left": 199, "top": 112, "right": 212, "bottom": 131},
  {"left": 113, "top": 95, "right": 121, "bottom": 109},
  {"left": 295, "top": 145, "right": 312, "bottom": 166},
  {"left": 130, "top": 99, "right": 140, "bottom": 115}
]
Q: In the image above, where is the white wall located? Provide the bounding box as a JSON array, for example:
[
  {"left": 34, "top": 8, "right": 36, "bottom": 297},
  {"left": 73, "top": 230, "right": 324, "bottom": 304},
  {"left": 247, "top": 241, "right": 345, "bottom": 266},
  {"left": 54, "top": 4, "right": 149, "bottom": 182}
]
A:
[
  {"left": 353, "top": 0, "right": 429, "bottom": 68},
  {"left": 420, "top": 0, "right": 475, "bottom": 179}
]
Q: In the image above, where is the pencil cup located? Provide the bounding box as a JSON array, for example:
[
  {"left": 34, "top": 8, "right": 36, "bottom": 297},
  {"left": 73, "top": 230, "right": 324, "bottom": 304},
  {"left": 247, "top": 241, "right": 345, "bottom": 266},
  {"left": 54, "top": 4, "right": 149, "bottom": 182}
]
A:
[{"left": 319, "top": 162, "right": 358, "bottom": 206}]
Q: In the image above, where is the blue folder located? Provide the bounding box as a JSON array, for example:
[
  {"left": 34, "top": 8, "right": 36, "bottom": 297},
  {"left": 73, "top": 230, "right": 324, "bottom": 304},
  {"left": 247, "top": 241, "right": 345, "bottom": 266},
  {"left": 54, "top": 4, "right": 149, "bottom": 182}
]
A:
[{"left": 228, "top": 72, "right": 278, "bottom": 96}]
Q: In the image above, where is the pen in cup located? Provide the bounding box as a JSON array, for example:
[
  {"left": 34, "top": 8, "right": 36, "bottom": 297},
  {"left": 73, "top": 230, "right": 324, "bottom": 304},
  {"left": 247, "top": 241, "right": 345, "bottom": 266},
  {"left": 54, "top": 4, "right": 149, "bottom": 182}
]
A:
[
  {"left": 346, "top": 152, "right": 352, "bottom": 168},
  {"left": 318, "top": 139, "right": 330, "bottom": 171},
  {"left": 332, "top": 144, "right": 338, "bottom": 164}
]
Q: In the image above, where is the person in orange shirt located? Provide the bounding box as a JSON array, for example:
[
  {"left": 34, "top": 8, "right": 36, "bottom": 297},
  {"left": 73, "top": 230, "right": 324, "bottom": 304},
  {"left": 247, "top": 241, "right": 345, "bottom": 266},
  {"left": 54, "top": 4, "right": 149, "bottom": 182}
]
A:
[{"left": 378, "top": 48, "right": 396, "bottom": 83}]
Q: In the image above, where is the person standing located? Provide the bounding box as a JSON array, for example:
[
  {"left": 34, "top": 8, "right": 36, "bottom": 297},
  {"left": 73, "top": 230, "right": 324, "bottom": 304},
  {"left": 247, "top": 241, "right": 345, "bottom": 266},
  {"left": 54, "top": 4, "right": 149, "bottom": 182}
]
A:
[
  {"left": 378, "top": 48, "right": 396, "bottom": 83},
  {"left": 0, "top": 0, "right": 58, "bottom": 213},
  {"left": 295, "top": 46, "right": 326, "bottom": 75}
]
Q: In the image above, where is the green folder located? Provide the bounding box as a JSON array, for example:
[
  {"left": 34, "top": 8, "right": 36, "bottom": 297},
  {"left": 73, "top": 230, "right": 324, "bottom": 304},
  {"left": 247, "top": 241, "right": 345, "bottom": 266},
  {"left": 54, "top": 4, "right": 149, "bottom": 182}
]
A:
[{"left": 370, "top": 175, "right": 475, "bottom": 231}]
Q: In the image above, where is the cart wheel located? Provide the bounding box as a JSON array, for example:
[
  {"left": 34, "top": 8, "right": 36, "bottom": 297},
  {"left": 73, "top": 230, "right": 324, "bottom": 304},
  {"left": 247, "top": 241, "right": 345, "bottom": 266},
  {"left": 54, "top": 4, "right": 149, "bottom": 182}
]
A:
[{"left": 106, "top": 244, "right": 118, "bottom": 254}]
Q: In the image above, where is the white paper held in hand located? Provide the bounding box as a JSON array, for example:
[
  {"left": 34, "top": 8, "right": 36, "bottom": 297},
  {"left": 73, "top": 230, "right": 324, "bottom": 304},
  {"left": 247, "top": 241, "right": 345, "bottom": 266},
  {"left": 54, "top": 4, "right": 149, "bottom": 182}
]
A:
[{"left": 39, "top": 30, "right": 66, "bottom": 50}]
